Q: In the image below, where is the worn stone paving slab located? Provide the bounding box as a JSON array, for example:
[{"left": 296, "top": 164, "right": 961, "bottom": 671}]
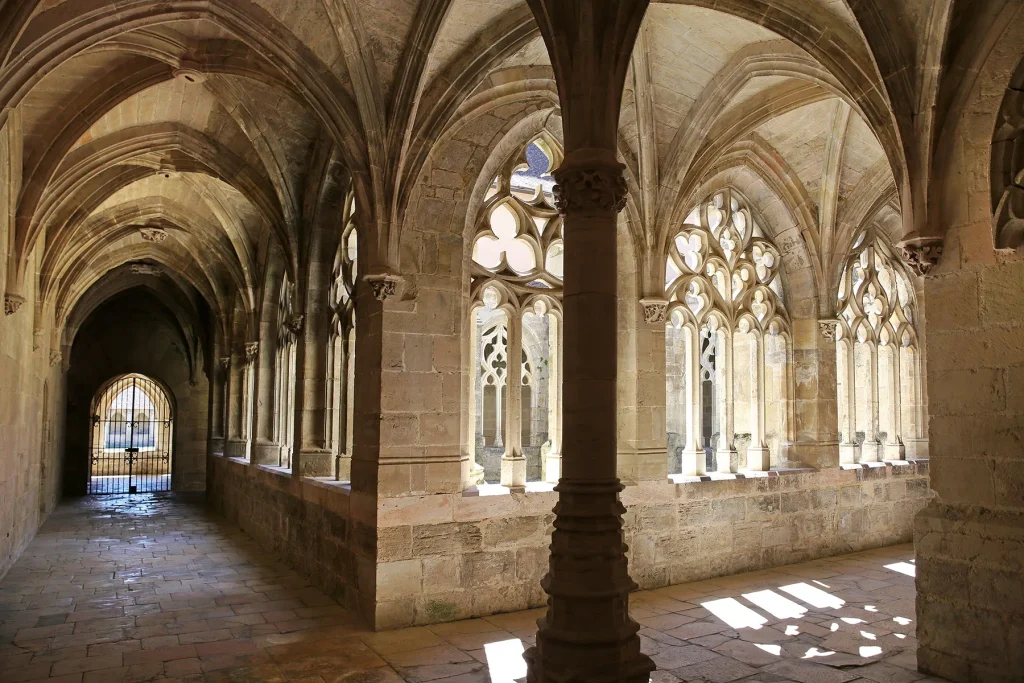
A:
[{"left": 0, "top": 494, "right": 950, "bottom": 682}]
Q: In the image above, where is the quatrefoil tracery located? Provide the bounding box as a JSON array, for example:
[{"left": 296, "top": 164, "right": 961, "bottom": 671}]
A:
[
  {"left": 837, "top": 228, "right": 918, "bottom": 349},
  {"left": 472, "top": 138, "right": 564, "bottom": 304},
  {"left": 665, "top": 190, "right": 788, "bottom": 335}
]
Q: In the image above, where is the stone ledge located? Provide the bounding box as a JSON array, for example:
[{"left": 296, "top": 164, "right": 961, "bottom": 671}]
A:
[
  {"left": 462, "top": 482, "right": 556, "bottom": 497},
  {"left": 668, "top": 467, "right": 816, "bottom": 484}
]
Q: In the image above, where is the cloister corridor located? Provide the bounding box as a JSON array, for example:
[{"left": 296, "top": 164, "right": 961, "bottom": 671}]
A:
[{"left": 0, "top": 494, "right": 944, "bottom": 683}]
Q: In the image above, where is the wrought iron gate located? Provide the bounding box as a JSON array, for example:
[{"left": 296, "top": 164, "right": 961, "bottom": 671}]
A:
[{"left": 89, "top": 374, "right": 173, "bottom": 494}]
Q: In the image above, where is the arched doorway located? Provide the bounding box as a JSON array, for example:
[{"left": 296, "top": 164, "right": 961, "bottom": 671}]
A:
[{"left": 89, "top": 374, "right": 174, "bottom": 494}]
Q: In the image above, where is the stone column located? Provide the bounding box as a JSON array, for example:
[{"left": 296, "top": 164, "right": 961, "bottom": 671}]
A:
[
  {"left": 746, "top": 329, "right": 770, "bottom": 471},
  {"left": 683, "top": 325, "right": 706, "bottom": 475},
  {"left": 525, "top": 148, "right": 654, "bottom": 683},
  {"left": 462, "top": 314, "right": 484, "bottom": 486},
  {"left": 213, "top": 357, "right": 229, "bottom": 441},
  {"left": 522, "top": 2, "right": 654, "bottom": 678},
  {"left": 862, "top": 342, "right": 881, "bottom": 462},
  {"left": 839, "top": 334, "right": 859, "bottom": 464},
  {"left": 544, "top": 314, "right": 562, "bottom": 482},
  {"left": 501, "top": 311, "right": 526, "bottom": 490},
  {"left": 790, "top": 319, "right": 840, "bottom": 468},
  {"left": 715, "top": 325, "right": 738, "bottom": 473},
  {"left": 885, "top": 345, "right": 906, "bottom": 460}
]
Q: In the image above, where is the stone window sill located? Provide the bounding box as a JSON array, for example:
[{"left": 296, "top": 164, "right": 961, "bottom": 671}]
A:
[
  {"left": 305, "top": 477, "right": 352, "bottom": 494},
  {"left": 840, "top": 458, "right": 929, "bottom": 471},
  {"left": 668, "top": 467, "right": 816, "bottom": 484},
  {"left": 462, "top": 481, "right": 557, "bottom": 497},
  {"left": 254, "top": 464, "right": 292, "bottom": 477}
]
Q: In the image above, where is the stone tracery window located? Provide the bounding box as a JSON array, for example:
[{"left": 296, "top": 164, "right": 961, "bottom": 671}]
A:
[
  {"left": 836, "top": 227, "right": 923, "bottom": 463},
  {"left": 469, "top": 137, "right": 562, "bottom": 487},
  {"left": 665, "top": 189, "right": 791, "bottom": 476},
  {"left": 327, "top": 191, "right": 358, "bottom": 481},
  {"left": 275, "top": 278, "right": 298, "bottom": 469}
]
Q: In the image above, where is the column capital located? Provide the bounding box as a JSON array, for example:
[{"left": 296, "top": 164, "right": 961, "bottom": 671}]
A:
[
  {"left": 284, "top": 314, "right": 304, "bottom": 335},
  {"left": 553, "top": 149, "right": 627, "bottom": 215},
  {"left": 364, "top": 273, "right": 404, "bottom": 301},
  {"left": 244, "top": 342, "right": 259, "bottom": 364},
  {"left": 898, "top": 236, "right": 943, "bottom": 277},
  {"left": 818, "top": 319, "right": 839, "bottom": 342},
  {"left": 639, "top": 297, "right": 668, "bottom": 324},
  {"left": 49, "top": 350, "right": 62, "bottom": 367},
  {"left": 4, "top": 293, "right": 25, "bottom": 315}
]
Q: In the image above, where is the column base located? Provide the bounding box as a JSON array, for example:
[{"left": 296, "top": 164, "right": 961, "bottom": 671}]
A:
[
  {"left": 746, "top": 446, "right": 771, "bottom": 471},
  {"left": 335, "top": 454, "right": 352, "bottom": 482},
  {"left": 298, "top": 449, "right": 333, "bottom": 477},
  {"left": 545, "top": 452, "right": 562, "bottom": 484},
  {"left": 500, "top": 455, "right": 527, "bottom": 491},
  {"left": 681, "top": 448, "right": 707, "bottom": 477},
  {"left": 839, "top": 442, "right": 860, "bottom": 465},
  {"left": 466, "top": 458, "right": 485, "bottom": 486},
  {"left": 251, "top": 441, "right": 280, "bottom": 465},
  {"left": 716, "top": 448, "right": 739, "bottom": 474},
  {"left": 225, "top": 439, "right": 250, "bottom": 460},
  {"left": 903, "top": 438, "right": 929, "bottom": 460},
  {"left": 884, "top": 441, "right": 906, "bottom": 461},
  {"left": 524, "top": 478, "right": 655, "bottom": 683},
  {"left": 860, "top": 440, "right": 882, "bottom": 462}
]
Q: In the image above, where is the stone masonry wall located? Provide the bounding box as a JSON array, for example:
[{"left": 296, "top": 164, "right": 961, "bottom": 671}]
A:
[
  {"left": 208, "top": 456, "right": 376, "bottom": 621},
  {"left": 916, "top": 250, "right": 1024, "bottom": 681},
  {"left": 914, "top": 11, "right": 1024, "bottom": 682},
  {"left": 374, "top": 462, "right": 929, "bottom": 629},
  {"left": 0, "top": 118, "right": 66, "bottom": 581}
]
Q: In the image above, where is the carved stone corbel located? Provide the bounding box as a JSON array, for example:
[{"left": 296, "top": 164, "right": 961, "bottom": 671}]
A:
[
  {"left": 218, "top": 357, "right": 230, "bottom": 371},
  {"left": 898, "top": 237, "right": 943, "bottom": 277},
  {"left": 639, "top": 298, "right": 669, "bottom": 325},
  {"left": 4, "top": 294, "right": 25, "bottom": 316},
  {"left": 139, "top": 227, "right": 168, "bottom": 243},
  {"left": 818, "top": 319, "right": 839, "bottom": 342},
  {"left": 130, "top": 263, "right": 162, "bottom": 276},
  {"left": 244, "top": 342, "right": 259, "bottom": 365},
  {"left": 49, "top": 350, "right": 62, "bottom": 367},
  {"left": 364, "top": 274, "right": 404, "bottom": 301}
]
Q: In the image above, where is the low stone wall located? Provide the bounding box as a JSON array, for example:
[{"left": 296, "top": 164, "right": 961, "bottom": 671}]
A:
[
  {"left": 915, "top": 501, "right": 1024, "bottom": 681},
  {"left": 374, "top": 461, "right": 931, "bottom": 629},
  {"left": 207, "top": 456, "right": 375, "bottom": 620}
]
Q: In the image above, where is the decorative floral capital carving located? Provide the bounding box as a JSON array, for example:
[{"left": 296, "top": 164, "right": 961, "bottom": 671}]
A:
[
  {"left": 640, "top": 298, "right": 669, "bottom": 324},
  {"left": 285, "top": 314, "right": 304, "bottom": 335},
  {"left": 49, "top": 350, "right": 62, "bottom": 367},
  {"left": 244, "top": 342, "right": 259, "bottom": 364},
  {"left": 818, "top": 319, "right": 839, "bottom": 342},
  {"left": 552, "top": 154, "right": 628, "bottom": 215},
  {"left": 139, "top": 227, "right": 168, "bottom": 243},
  {"left": 365, "top": 274, "right": 403, "bottom": 301},
  {"left": 4, "top": 293, "right": 25, "bottom": 316},
  {"left": 899, "top": 237, "right": 943, "bottom": 277}
]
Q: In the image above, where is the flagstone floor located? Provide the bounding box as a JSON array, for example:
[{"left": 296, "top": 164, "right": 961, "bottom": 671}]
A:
[{"left": 0, "top": 494, "right": 947, "bottom": 682}]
